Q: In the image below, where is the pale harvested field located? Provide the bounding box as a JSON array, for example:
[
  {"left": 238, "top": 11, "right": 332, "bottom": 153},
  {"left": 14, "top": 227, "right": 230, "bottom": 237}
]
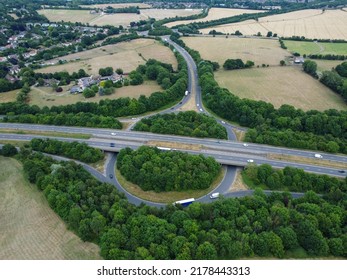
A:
[
  {"left": 0, "top": 157, "right": 101, "bottom": 260},
  {"left": 38, "top": 39, "right": 177, "bottom": 75},
  {"left": 38, "top": 9, "right": 100, "bottom": 24},
  {"left": 165, "top": 8, "right": 264, "bottom": 28},
  {"left": 80, "top": 3, "right": 152, "bottom": 9},
  {"left": 0, "top": 89, "right": 18, "bottom": 103},
  {"left": 215, "top": 66, "right": 347, "bottom": 111},
  {"left": 200, "top": 9, "right": 347, "bottom": 40},
  {"left": 39, "top": 8, "right": 201, "bottom": 27},
  {"left": 183, "top": 36, "right": 290, "bottom": 66},
  {"left": 141, "top": 8, "right": 202, "bottom": 20},
  {"left": 29, "top": 80, "right": 162, "bottom": 107}
]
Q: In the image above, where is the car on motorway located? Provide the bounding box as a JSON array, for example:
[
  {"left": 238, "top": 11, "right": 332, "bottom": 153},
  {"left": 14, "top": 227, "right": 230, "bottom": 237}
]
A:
[
  {"left": 247, "top": 159, "right": 254, "bottom": 163},
  {"left": 197, "top": 103, "right": 199, "bottom": 106},
  {"left": 338, "top": 170, "right": 345, "bottom": 173},
  {"left": 243, "top": 143, "right": 249, "bottom": 147},
  {"left": 171, "top": 107, "right": 175, "bottom": 110},
  {"left": 111, "top": 132, "right": 116, "bottom": 135},
  {"left": 110, "top": 143, "right": 115, "bottom": 147},
  {"left": 109, "top": 174, "right": 113, "bottom": 179},
  {"left": 179, "top": 101, "right": 183, "bottom": 104},
  {"left": 314, "top": 153, "right": 323, "bottom": 158},
  {"left": 221, "top": 121, "right": 225, "bottom": 124},
  {"left": 199, "top": 108, "right": 203, "bottom": 112}
]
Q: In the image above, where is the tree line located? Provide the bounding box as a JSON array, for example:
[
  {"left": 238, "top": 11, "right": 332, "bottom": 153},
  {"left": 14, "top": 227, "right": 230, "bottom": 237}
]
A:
[
  {"left": 223, "top": 59, "right": 254, "bottom": 70},
  {"left": 244, "top": 164, "right": 346, "bottom": 197},
  {"left": 170, "top": 34, "right": 347, "bottom": 154},
  {"left": 117, "top": 146, "right": 221, "bottom": 192},
  {"left": 3, "top": 112, "right": 122, "bottom": 129},
  {"left": 134, "top": 111, "right": 227, "bottom": 139},
  {"left": 12, "top": 148, "right": 347, "bottom": 259},
  {"left": 29, "top": 138, "right": 104, "bottom": 163}
]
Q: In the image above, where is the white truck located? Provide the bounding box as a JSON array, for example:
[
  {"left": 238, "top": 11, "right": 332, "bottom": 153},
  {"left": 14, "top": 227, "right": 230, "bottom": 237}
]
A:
[
  {"left": 185, "top": 90, "right": 189, "bottom": 96},
  {"left": 314, "top": 154, "right": 323, "bottom": 158}
]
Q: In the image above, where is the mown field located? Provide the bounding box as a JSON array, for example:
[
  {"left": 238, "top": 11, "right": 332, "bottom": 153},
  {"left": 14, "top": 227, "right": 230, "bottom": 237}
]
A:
[
  {"left": 165, "top": 7, "right": 264, "bottom": 28},
  {"left": 38, "top": 8, "right": 201, "bottom": 27},
  {"left": 38, "top": 39, "right": 178, "bottom": 74},
  {"left": 183, "top": 36, "right": 290, "bottom": 66},
  {"left": 215, "top": 66, "right": 347, "bottom": 111},
  {"left": 284, "top": 40, "right": 347, "bottom": 56},
  {"left": 0, "top": 156, "right": 101, "bottom": 260},
  {"left": 200, "top": 9, "right": 347, "bottom": 40},
  {"left": 27, "top": 80, "right": 162, "bottom": 107}
]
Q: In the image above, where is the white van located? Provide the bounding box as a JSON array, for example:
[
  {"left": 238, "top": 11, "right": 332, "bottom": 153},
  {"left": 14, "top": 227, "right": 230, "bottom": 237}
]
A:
[
  {"left": 314, "top": 154, "right": 323, "bottom": 158},
  {"left": 210, "top": 193, "right": 220, "bottom": 199}
]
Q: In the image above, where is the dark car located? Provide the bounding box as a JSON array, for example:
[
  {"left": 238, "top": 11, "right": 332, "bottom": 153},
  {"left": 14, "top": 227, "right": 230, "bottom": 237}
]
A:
[
  {"left": 109, "top": 174, "right": 113, "bottom": 178},
  {"left": 338, "top": 170, "right": 345, "bottom": 173},
  {"left": 110, "top": 143, "right": 115, "bottom": 147}
]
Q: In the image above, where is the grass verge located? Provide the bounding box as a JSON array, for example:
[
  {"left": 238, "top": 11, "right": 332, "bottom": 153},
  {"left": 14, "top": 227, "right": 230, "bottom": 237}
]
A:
[{"left": 0, "top": 129, "right": 90, "bottom": 139}]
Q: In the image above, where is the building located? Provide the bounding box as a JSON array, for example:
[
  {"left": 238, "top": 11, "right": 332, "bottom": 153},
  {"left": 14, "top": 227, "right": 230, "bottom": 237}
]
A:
[{"left": 294, "top": 56, "right": 305, "bottom": 64}]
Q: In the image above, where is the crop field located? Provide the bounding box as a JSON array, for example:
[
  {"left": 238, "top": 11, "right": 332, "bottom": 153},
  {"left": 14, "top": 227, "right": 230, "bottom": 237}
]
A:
[
  {"left": 28, "top": 80, "right": 162, "bottom": 107},
  {"left": 183, "top": 36, "right": 290, "bottom": 66},
  {"left": 38, "top": 39, "right": 177, "bottom": 75},
  {"left": 0, "top": 157, "right": 101, "bottom": 260},
  {"left": 200, "top": 9, "right": 347, "bottom": 40},
  {"left": 283, "top": 40, "right": 347, "bottom": 55},
  {"left": 313, "top": 60, "right": 345, "bottom": 72},
  {"left": 165, "top": 8, "right": 264, "bottom": 28},
  {"left": 80, "top": 3, "right": 152, "bottom": 9},
  {"left": 215, "top": 66, "right": 347, "bottom": 111},
  {"left": 39, "top": 8, "right": 201, "bottom": 27}
]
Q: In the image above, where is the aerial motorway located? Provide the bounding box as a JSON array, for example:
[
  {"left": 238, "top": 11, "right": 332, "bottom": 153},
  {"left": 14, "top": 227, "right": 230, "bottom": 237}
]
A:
[{"left": 0, "top": 129, "right": 346, "bottom": 178}]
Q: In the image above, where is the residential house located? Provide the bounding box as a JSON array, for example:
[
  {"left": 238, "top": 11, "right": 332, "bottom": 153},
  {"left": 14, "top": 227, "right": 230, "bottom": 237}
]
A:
[
  {"left": 0, "top": 57, "right": 8, "bottom": 63},
  {"left": 100, "top": 73, "right": 123, "bottom": 83},
  {"left": 9, "top": 65, "right": 20, "bottom": 75},
  {"left": 78, "top": 76, "right": 98, "bottom": 90},
  {"left": 294, "top": 56, "right": 305, "bottom": 64},
  {"left": 70, "top": 85, "right": 82, "bottom": 94},
  {"left": 5, "top": 74, "right": 19, "bottom": 83}
]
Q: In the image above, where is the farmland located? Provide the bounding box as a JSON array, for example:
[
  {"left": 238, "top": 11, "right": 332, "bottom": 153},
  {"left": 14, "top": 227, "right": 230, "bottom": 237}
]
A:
[
  {"left": 28, "top": 80, "right": 162, "bottom": 107},
  {"left": 165, "top": 7, "right": 264, "bottom": 28},
  {"left": 182, "top": 36, "right": 290, "bottom": 66},
  {"left": 80, "top": 3, "right": 152, "bottom": 9},
  {"left": 200, "top": 9, "right": 347, "bottom": 40},
  {"left": 38, "top": 8, "right": 202, "bottom": 27},
  {"left": 0, "top": 157, "right": 101, "bottom": 260},
  {"left": 215, "top": 66, "right": 347, "bottom": 111},
  {"left": 283, "top": 40, "right": 347, "bottom": 56},
  {"left": 313, "top": 60, "right": 344, "bottom": 72},
  {"left": 38, "top": 39, "right": 178, "bottom": 75}
]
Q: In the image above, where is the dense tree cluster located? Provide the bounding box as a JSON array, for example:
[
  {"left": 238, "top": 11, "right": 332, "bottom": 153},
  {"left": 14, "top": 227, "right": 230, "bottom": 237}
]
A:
[
  {"left": 30, "top": 138, "right": 104, "bottom": 163},
  {"left": 244, "top": 164, "right": 346, "bottom": 197},
  {"left": 302, "top": 60, "right": 318, "bottom": 78},
  {"left": 223, "top": 59, "right": 254, "bottom": 70},
  {"left": 15, "top": 150, "right": 347, "bottom": 259},
  {"left": 0, "top": 143, "right": 18, "bottom": 157},
  {"left": 117, "top": 146, "right": 221, "bottom": 192},
  {"left": 134, "top": 111, "right": 227, "bottom": 139}
]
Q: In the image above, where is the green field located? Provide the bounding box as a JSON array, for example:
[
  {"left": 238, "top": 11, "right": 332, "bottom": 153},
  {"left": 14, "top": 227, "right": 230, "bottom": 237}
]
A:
[
  {"left": 284, "top": 40, "right": 347, "bottom": 55},
  {"left": 0, "top": 156, "right": 101, "bottom": 259}
]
